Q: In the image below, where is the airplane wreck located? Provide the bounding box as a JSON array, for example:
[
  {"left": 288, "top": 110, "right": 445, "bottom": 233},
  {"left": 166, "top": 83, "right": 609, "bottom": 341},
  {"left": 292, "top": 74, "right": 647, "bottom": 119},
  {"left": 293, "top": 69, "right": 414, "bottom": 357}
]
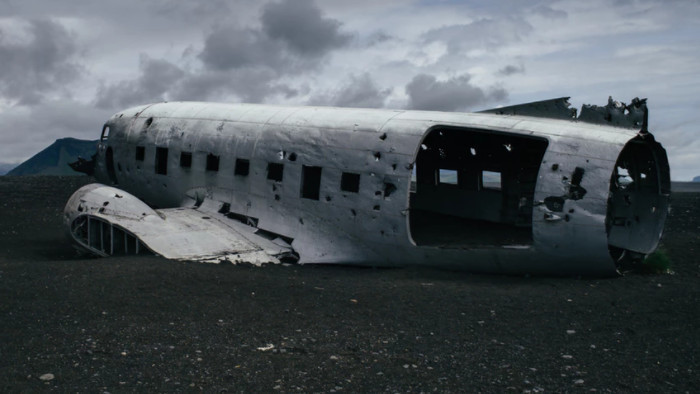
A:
[{"left": 64, "top": 97, "right": 670, "bottom": 275}]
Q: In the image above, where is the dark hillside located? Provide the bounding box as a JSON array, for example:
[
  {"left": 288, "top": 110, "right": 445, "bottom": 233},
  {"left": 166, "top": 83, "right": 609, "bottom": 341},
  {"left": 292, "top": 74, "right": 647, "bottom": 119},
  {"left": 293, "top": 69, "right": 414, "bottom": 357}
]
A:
[{"left": 6, "top": 138, "right": 97, "bottom": 176}]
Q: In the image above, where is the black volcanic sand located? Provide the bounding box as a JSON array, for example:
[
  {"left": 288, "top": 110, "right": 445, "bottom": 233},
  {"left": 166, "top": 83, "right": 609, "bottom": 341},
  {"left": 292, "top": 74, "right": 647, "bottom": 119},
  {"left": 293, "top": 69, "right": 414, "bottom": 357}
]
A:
[{"left": 1, "top": 176, "right": 699, "bottom": 392}]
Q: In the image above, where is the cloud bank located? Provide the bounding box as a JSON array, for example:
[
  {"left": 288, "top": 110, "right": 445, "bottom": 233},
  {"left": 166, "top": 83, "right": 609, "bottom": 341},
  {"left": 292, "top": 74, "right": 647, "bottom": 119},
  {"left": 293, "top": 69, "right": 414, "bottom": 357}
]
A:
[{"left": 0, "top": 0, "right": 698, "bottom": 180}]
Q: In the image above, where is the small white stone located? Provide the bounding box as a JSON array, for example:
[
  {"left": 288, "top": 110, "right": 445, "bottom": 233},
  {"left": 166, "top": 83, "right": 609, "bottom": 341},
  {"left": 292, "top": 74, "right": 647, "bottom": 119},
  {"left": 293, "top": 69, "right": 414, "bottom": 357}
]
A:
[
  {"left": 562, "top": 354, "right": 573, "bottom": 359},
  {"left": 39, "top": 373, "right": 54, "bottom": 381},
  {"left": 574, "top": 379, "right": 585, "bottom": 385},
  {"left": 567, "top": 330, "right": 576, "bottom": 335}
]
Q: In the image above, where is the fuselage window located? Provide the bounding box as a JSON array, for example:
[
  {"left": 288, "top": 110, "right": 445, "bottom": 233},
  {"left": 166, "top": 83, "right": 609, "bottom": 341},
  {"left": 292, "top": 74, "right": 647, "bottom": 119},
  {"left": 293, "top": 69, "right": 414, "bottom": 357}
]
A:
[
  {"left": 135, "top": 146, "right": 145, "bottom": 161},
  {"left": 180, "top": 152, "right": 192, "bottom": 168},
  {"left": 482, "top": 170, "right": 502, "bottom": 190},
  {"left": 267, "top": 162, "right": 284, "bottom": 182},
  {"left": 206, "top": 153, "right": 220, "bottom": 172},
  {"left": 235, "top": 159, "right": 250, "bottom": 176},
  {"left": 439, "top": 169, "right": 458, "bottom": 185},
  {"left": 301, "top": 165, "right": 322, "bottom": 200},
  {"left": 100, "top": 125, "right": 110, "bottom": 142},
  {"left": 341, "top": 172, "right": 360, "bottom": 193},
  {"left": 155, "top": 147, "right": 168, "bottom": 175}
]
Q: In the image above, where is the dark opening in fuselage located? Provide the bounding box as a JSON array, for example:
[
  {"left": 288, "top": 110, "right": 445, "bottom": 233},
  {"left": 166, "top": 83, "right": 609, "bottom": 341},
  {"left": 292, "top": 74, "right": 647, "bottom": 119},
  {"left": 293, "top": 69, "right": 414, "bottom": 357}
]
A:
[
  {"left": 607, "top": 135, "right": 670, "bottom": 262},
  {"left": 409, "top": 126, "right": 548, "bottom": 248}
]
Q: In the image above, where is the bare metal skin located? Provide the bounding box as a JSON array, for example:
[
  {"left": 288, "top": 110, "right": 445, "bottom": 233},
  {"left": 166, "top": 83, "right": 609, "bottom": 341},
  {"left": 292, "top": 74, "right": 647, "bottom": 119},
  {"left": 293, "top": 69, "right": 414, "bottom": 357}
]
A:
[{"left": 64, "top": 98, "right": 670, "bottom": 276}]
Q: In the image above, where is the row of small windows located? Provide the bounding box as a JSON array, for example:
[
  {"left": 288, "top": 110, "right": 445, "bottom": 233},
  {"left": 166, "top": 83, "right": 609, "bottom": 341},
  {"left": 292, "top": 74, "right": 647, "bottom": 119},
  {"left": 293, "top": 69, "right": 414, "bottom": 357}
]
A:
[{"left": 136, "top": 146, "right": 362, "bottom": 199}]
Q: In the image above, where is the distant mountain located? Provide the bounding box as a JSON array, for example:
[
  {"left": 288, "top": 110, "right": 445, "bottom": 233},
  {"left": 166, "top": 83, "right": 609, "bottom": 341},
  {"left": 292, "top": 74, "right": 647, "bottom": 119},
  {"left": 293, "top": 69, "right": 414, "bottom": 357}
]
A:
[
  {"left": 694, "top": 176, "right": 700, "bottom": 182},
  {"left": 6, "top": 138, "right": 98, "bottom": 176},
  {"left": 0, "top": 163, "right": 19, "bottom": 175}
]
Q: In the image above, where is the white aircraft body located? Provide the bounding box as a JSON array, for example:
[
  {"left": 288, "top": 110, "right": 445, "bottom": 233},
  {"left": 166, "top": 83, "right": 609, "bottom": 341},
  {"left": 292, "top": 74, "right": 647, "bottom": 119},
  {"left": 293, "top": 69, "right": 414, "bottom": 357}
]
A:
[{"left": 64, "top": 97, "right": 670, "bottom": 275}]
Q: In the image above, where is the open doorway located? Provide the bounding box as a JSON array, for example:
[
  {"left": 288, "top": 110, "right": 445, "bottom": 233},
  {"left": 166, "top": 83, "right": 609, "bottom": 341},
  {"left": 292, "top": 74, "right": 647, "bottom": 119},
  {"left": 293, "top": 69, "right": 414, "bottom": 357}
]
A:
[
  {"left": 105, "top": 147, "right": 118, "bottom": 185},
  {"left": 409, "top": 126, "right": 548, "bottom": 248}
]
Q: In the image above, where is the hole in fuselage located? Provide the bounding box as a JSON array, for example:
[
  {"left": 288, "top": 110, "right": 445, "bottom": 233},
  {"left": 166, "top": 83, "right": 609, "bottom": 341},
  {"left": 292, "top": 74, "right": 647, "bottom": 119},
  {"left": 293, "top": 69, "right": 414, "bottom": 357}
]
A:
[
  {"left": 606, "top": 136, "right": 670, "bottom": 263},
  {"left": 408, "top": 126, "right": 548, "bottom": 248},
  {"left": 105, "top": 147, "right": 118, "bottom": 185}
]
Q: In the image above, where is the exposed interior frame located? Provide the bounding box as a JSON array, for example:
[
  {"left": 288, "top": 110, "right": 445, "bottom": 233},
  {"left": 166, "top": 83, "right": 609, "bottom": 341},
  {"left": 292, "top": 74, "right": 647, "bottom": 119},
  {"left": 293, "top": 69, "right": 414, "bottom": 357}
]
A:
[
  {"left": 70, "top": 215, "right": 153, "bottom": 256},
  {"left": 409, "top": 126, "right": 549, "bottom": 248}
]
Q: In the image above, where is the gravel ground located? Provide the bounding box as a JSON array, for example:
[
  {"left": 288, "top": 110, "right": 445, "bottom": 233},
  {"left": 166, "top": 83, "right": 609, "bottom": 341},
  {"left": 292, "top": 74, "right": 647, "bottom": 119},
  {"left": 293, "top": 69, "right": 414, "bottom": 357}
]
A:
[{"left": 0, "top": 176, "right": 698, "bottom": 393}]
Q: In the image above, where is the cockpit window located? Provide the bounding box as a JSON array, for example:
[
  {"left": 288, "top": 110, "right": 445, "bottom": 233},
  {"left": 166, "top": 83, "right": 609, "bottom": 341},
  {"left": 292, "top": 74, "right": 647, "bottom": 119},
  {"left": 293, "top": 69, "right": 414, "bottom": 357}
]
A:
[{"left": 101, "top": 125, "right": 110, "bottom": 141}]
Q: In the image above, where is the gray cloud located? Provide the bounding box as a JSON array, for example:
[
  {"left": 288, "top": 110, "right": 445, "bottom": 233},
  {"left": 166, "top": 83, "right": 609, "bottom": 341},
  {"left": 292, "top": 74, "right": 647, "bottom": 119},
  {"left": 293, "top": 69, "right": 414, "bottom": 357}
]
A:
[
  {"left": 533, "top": 5, "right": 568, "bottom": 19},
  {"left": 98, "top": 0, "right": 355, "bottom": 109},
  {"left": 308, "top": 73, "right": 391, "bottom": 108},
  {"left": 0, "top": 99, "right": 111, "bottom": 162},
  {"left": 405, "top": 73, "right": 507, "bottom": 112},
  {"left": 199, "top": 0, "right": 350, "bottom": 74},
  {"left": 0, "top": 19, "right": 82, "bottom": 105},
  {"left": 422, "top": 17, "right": 533, "bottom": 55},
  {"left": 174, "top": 69, "right": 299, "bottom": 104},
  {"left": 96, "top": 56, "right": 301, "bottom": 109},
  {"left": 498, "top": 64, "right": 525, "bottom": 76},
  {"left": 147, "top": 0, "right": 237, "bottom": 22},
  {"left": 183, "top": 0, "right": 352, "bottom": 105},
  {"left": 261, "top": 0, "right": 351, "bottom": 55},
  {"left": 365, "top": 31, "right": 394, "bottom": 47},
  {"left": 95, "top": 55, "right": 185, "bottom": 109},
  {"left": 198, "top": 27, "right": 288, "bottom": 71}
]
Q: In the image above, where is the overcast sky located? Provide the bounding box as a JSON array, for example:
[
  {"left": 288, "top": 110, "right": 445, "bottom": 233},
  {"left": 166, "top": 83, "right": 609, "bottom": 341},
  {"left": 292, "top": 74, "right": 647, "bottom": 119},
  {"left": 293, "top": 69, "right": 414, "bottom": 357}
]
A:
[{"left": 1, "top": 0, "right": 699, "bottom": 179}]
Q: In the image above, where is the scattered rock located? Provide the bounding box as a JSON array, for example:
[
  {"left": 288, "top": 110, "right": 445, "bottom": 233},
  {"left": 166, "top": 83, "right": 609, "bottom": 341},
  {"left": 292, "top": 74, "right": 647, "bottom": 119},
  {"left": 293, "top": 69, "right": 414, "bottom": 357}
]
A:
[{"left": 39, "top": 373, "right": 54, "bottom": 381}]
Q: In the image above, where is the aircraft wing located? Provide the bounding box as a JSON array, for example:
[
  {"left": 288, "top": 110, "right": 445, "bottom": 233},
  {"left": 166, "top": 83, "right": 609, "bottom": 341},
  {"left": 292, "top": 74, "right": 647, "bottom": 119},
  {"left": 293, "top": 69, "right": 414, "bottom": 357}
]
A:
[{"left": 64, "top": 184, "right": 296, "bottom": 265}]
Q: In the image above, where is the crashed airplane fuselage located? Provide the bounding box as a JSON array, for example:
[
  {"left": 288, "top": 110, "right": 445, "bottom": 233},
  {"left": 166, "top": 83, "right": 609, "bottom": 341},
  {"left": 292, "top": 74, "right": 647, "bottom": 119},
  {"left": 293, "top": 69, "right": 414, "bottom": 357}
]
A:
[{"left": 64, "top": 98, "right": 670, "bottom": 276}]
